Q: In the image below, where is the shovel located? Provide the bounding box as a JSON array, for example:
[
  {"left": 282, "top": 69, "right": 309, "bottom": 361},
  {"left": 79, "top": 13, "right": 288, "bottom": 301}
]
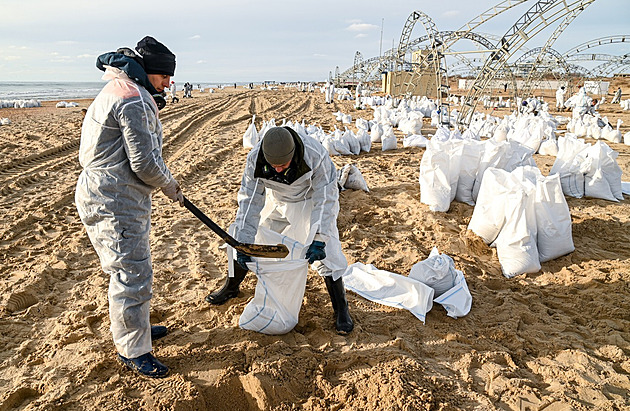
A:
[{"left": 183, "top": 196, "right": 289, "bottom": 258}]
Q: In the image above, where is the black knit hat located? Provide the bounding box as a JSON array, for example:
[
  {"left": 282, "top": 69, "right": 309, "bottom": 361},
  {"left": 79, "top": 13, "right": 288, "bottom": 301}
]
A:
[{"left": 135, "top": 36, "right": 176, "bottom": 76}]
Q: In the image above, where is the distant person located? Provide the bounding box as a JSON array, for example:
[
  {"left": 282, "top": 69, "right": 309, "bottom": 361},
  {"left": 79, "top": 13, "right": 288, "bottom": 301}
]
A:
[
  {"left": 354, "top": 82, "right": 363, "bottom": 109},
  {"left": 76, "top": 36, "right": 184, "bottom": 379},
  {"left": 555, "top": 86, "right": 566, "bottom": 112},
  {"left": 611, "top": 87, "right": 622, "bottom": 104},
  {"left": 503, "top": 83, "right": 508, "bottom": 92},
  {"left": 325, "top": 81, "right": 335, "bottom": 104},
  {"left": 169, "top": 81, "right": 179, "bottom": 103}
]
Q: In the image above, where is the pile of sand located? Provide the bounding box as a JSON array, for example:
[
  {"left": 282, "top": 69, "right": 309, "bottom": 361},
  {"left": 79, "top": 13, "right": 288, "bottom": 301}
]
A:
[{"left": 0, "top": 84, "right": 629, "bottom": 410}]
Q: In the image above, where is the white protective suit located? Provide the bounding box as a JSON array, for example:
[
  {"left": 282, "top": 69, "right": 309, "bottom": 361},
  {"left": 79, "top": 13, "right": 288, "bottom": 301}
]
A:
[
  {"left": 570, "top": 87, "right": 591, "bottom": 118},
  {"left": 233, "top": 128, "right": 347, "bottom": 280},
  {"left": 75, "top": 67, "right": 175, "bottom": 358},
  {"left": 555, "top": 87, "right": 566, "bottom": 110}
]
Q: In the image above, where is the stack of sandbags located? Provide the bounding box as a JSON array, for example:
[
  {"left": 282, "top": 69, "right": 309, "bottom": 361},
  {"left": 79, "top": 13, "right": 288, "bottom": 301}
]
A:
[{"left": 468, "top": 166, "right": 574, "bottom": 278}]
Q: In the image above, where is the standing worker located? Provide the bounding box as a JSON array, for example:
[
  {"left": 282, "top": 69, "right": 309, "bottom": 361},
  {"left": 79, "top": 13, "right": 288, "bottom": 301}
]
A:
[
  {"left": 555, "top": 86, "right": 566, "bottom": 112},
  {"left": 205, "top": 127, "right": 354, "bottom": 334},
  {"left": 169, "top": 80, "right": 179, "bottom": 103},
  {"left": 75, "top": 36, "right": 184, "bottom": 378},
  {"left": 611, "top": 87, "right": 622, "bottom": 104}
]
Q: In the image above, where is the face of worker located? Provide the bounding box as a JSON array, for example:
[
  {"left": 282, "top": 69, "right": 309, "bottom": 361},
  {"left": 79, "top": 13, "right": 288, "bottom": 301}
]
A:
[
  {"left": 270, "top": 160, "right": 291, "bottom": 173},
  {"left": 148, "top": 74, "right": 171, "bottom": 93}
]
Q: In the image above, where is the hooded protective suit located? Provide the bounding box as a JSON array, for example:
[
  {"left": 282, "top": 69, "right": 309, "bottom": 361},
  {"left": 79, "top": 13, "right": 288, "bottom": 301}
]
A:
[
  {"left": 233, "top": 127, "right": 347, "bottom": 280},
  {"left": 75, "top": 54, "right": 175, "bottom": 358}
]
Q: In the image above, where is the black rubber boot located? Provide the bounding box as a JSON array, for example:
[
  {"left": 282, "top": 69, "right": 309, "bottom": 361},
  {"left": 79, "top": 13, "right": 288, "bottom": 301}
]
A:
[
  {"left": 117, "top": 352, "right": 169, "bottom": 378},
  {"left": 151, "top": 325, "right": 168, "bottom": 340},
  {"left": 205, "top": 262, "right": 248, "bottom": 305},
  {"left": 324, "top": 276, "right": 354, "bottom": 334}
]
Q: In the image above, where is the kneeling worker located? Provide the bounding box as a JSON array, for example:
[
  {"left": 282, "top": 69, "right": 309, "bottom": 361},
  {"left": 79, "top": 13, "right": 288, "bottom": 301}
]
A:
[{"left": 205, "top": 127, "right": 354, "bottom": 334}]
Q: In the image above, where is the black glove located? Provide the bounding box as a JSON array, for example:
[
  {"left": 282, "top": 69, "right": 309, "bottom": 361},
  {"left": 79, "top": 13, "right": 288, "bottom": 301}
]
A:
[
  {"left": 305, "top": 241, "right": 326, "bottom": 264},
  {"left": 236, "top": 251, "right": 252, "bottom": 271}
]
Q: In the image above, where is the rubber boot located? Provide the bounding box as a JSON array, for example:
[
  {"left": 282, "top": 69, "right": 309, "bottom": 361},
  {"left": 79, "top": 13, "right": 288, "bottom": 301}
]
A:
[
  {"left": 117, "top": 352, "right": 169, "bottom": 378},
  {"left": 324, "top": 276, "right": 354, "bottom": 334},
  {"left": 205, "top": 262, "right": 247, "bottom": 305}
]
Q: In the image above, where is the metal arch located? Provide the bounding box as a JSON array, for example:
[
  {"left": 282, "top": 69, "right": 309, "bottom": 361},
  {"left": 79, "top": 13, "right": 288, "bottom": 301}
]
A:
[
  {"left": 563, "top": 35, "right": 630, "bottom": 58},
  {"left": 592, "top": 56, "right": 630, "bottom": 77},
  {"left": 457, "top": 0, "right": 595, "bottom": 127},
  {"left": 519, "top": 0, "right": 594, "bottom": 98},
  {"left": 396, "top": 11, "right": 440, "bottom": 71},
  {"left": 567, "top": 53, "right": 626, "bottom": 62},
  {"left": 352, "top": 51, "right": 364, "bottom": 84}
]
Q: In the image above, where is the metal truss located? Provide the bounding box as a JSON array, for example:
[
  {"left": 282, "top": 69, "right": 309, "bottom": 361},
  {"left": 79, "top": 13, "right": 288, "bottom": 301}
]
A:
[{"left": 457, "top": 0, "right": 596, "bottom": 127}]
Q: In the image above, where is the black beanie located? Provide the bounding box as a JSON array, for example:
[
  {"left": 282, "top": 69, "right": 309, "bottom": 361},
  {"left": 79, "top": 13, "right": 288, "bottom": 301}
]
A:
[{"left": 135, "top": 36, "right": 176, "bottom": 76}]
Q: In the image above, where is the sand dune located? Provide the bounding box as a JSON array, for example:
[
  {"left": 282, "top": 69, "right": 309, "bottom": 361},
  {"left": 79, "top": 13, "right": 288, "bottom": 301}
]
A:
[{"left": 0, "top": 85, "right": 629, "bottom": 410}]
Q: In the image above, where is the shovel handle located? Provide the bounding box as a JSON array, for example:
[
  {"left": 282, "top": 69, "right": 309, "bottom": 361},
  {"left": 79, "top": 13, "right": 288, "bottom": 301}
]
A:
[{"left": 183, "top": 196, "right": 240, "bottom": 248}]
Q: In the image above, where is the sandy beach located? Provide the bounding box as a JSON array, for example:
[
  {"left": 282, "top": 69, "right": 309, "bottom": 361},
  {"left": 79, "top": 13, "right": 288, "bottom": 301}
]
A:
[{"left": 1, "top": 83, "right": 629, "bottom": 410}]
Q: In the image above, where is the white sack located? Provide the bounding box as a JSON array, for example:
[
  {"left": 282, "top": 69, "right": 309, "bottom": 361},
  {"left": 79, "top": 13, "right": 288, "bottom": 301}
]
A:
[
  {"left": 338, "top": 164, "right": 369, "bottom": 192},
  {"left": 239, "top": 259, "right": 308, "bottom": 334},
  {"left": 493, "top": 173, "right": 540, "bottom": 278},
  {"left": 370, "top": 123, "right": 383, "bottom": 143},
  {"left": 381, "top": 127, "right": 397, "bottom": 151},
  {"left": 419, "top": 139, "right": 463, "bottom": 212},
  {"left": 433, "top": 270, "right": 472, "bottom": 318},
  {"left": 243, "top": 115, "right": 259, "bottom": 149},
  {"left": 409, "top": 247, "right": 457, "bottom": 297},
  {"left": 403, "top": 134, "right": 428, "bottom": 148},
  {"left": 538, "top": 139, "right": 558, "bottom": 156},
  {"left": 356, "top": 128, "right": 372, "bottom": 152},
  {"left": 343, "top": 262, "right": 434, "bottom": 323},
  {"left": 468, "top": 168, "right": 512, "bottom": 243},
  {"left": 534, "top": 173, "right": 574, "bottom": 262},
  {"left": 454, "top": 139, "right": 484, "bottom": 206}
]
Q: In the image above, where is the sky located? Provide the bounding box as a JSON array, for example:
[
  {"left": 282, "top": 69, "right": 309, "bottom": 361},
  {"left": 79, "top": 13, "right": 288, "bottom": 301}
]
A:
[{"left": 1, "top": 0, "right": 629, "bottom": 83}]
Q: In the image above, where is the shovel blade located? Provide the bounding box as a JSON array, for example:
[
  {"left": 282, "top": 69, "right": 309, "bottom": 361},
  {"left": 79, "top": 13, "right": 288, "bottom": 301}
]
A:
[{"left": 234, "top": 243, "right": 289, "bottom": 258}]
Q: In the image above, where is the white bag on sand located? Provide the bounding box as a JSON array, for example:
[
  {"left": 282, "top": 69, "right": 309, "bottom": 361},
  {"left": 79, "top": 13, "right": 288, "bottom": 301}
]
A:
[
  {"left": 356, "top": 128, "right": 372, "bottom": 152},
  {"left": 343, "top": 262, "right": 434, "bottom": 323},
  {"left": 535, "top": 173, "right": 574, "bottom": 262},
  {"left": 419, "top": 139, "right": 463, "bottom": 212},
  {"left": 468, "top": 168, "right": 512, "bottom": 244},
  {"left": 243, "top": 115, "right": 259, "bottom": 149},
  {"left": 538, "top": 139, "right": 558, "bottom": 156},
  {"left": 584, "top": 142, "right": 623, "bottom": 202},
  {"left": 338, "top": 164, "right": 369, "bottom": 192},
  {"left": 434, "top": 270, "right": 472, "bottom": 318},
  {"left": 409, "top": 247, "right": 457, "bottom": 297},
  {"left": 403, "top": 133, "right": 428, "bottom": 148},
  {"left": 493, "top": 172, "right": 540, "bottom": 278},
  {"left": 341, "top": 128, "right": 361, "bottom": 155},
  {"left": 370, "top": 123, "right": 383, "bottom": 143},
  {"left": 550, "top": 136, "right": 590, "bottom": 198},
  {"left": 381, "top": 127, "right": 397, "bottom": 151},
  {"left": 455, "top": 139, "right": 484, "bottom": 205},
  {"left": 238, "top": 226, "right": 309, "bottom": 335},
  {"left": 239, "top": 259, "right": 308, "bottom": 335}
]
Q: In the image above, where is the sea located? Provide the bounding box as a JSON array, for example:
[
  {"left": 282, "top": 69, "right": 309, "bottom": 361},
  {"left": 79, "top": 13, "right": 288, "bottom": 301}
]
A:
[{"left": 0, "top": 81, "right": 265, "bottom": 102}]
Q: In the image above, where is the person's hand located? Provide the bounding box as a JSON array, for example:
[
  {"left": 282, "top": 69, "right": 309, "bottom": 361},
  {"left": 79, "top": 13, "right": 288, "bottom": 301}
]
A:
[
  {"left": 305, "top": 241, "right": 326, "bottom": 264},
  {"left": 162, "top": 179, "right": 184, "bottom": 206},
  {"left": 236, "top": 251, "right": 252, "bottom": 271}
]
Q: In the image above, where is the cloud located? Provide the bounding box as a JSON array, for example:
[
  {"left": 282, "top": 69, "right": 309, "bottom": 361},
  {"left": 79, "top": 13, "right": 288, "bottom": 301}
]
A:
[
  {"left": 3, "top": 56, "right": 21, "bottom": 61},
  {"left": 56, "top": 40, "right": 79, "bottom": 45},
  {"left": 355, "top": 33, "right": 368, "bottom": 39},
  {"left": 196, "top": 60, "right": 206, "bottom": 64},
  {"left": 313, "top": 53, "right": 327, "bottom": 57},
  {"left": 346, "top": 23, "right": 379, "bottom": 32},
  {"left": 442, "top": 10, "right": 460, "bottom": 18},
  {"left": 77, "top": 54, "right": 94, "bottom": 59},
  {"left": 189, "top": 35, "right": 201, "bottom": 40},
  {"left": 9, "top": 45, "right": 28, "bottom": 50}
]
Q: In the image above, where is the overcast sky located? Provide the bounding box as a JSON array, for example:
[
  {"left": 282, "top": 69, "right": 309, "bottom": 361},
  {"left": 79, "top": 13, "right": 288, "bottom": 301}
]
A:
[{"left": 1, "top": 0, "right": 629, "bottom": 83}]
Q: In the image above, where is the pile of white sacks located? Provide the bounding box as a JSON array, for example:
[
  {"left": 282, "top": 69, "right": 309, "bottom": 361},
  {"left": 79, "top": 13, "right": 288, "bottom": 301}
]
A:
[
  {"left": 55, "top": 101, "right": 79, "bottom": 108},
  {"left": 0, "top": 99, "right": 41, "bottom": 108},
  {"left": 468, "top": 166, "right": 574, "bottom": 278},
  {"left": 0, "top": 118, "right": 11, "bottom": 126}
]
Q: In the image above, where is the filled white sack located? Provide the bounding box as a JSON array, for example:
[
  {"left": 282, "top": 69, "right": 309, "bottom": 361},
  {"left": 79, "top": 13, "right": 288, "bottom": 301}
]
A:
[
  {"left": 337, "top": 164, "right": 369, "bottom": 192},
  {"left": 538, "top": 139, "right": 558, "bottom": 156},
  {"left": 243, "top": 115, "right": 259, "bottom": 149},
  {"left": 356, "top": 128, "right": 372, "bottom": 153},
  {"left": 534, "top": 173, "right": 574, "bottom": 262},
  {"left": 409, "top": 247, "right": 457, "bottom": 297},
  {"left": 454, "top": 139, "right": 485, "bottom": 206},
  {"left": 468, "top": 167, "right": 514, "bottom": 244},
  {"left": 403, "top": 133, "right": 428, "bottom": 148},
  {"left": 343, "top": 262, "right": 434, "bottom": 323},
  {"left": 492, "top": 168, "right": 540, "bottom": 278},
  {"left": 381, "top": 126, "right": 397, "bottom": 151},
  {"left": 434, "top": 269, "right": 472, "bottom": 318},
  {"left": 239, "top": 260, "right": 308, "bottom": 335},
  {"left": 549, "top": 135, "right": 590, "bottom": 198},
  {"left": 584, "top": 141, "right": 624, "bottom": 202},
  {"left": 419, "top": 139, "right": 464, "bottom": 212}
]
